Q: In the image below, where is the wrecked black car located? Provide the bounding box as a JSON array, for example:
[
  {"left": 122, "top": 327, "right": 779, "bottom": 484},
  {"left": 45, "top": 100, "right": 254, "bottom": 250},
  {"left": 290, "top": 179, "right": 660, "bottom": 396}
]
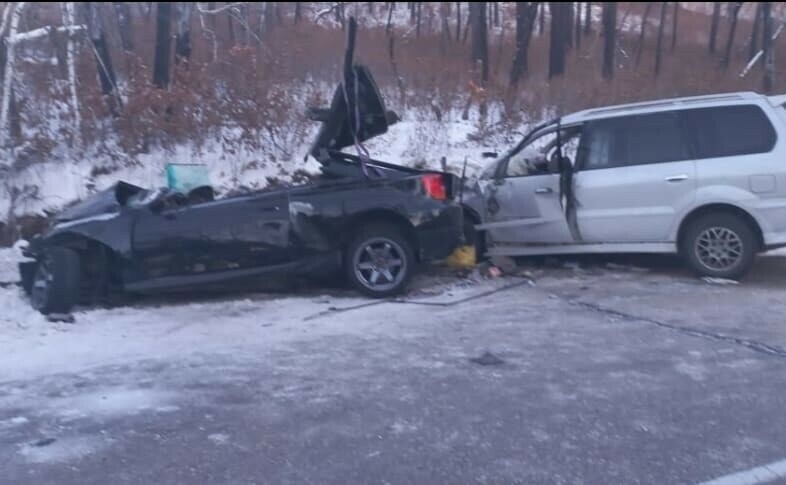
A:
[{"left": 19, "top": 19, "right": 464, "bottom": 314}]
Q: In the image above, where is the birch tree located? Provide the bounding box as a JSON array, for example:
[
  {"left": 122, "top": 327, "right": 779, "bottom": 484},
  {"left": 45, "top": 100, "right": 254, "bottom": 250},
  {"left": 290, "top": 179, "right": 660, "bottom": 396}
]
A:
[
  {"left": 0, "top": 2, "right": 25, "bottom": 151},
  {"left": 62, "top": 2, "right": 81, "bottom": 151}
]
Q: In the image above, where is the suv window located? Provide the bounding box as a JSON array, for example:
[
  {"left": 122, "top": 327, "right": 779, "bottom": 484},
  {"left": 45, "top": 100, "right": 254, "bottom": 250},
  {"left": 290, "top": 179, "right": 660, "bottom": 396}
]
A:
[
  {"left": 579, "top": 111, "right": 690, "bottom": 170},
  {"left": 682, "top": 104, "right": 776, "bottom": 159},
  {"left": 505, "top": 128, "right": 581, "bottom": 177}
]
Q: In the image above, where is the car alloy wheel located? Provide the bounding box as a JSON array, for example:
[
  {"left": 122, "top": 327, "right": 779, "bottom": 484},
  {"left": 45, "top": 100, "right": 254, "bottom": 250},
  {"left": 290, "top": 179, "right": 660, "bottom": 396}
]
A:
[
  {"left": 694, "top": 226, "right": 744, "bottom": 272},
  {"left": 352, "top": 237, "right": 407, "bottom": 292}
]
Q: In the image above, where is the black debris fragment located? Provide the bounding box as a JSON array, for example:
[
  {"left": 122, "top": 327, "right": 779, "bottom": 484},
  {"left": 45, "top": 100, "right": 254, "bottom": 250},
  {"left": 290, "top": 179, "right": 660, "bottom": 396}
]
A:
[
  {"left": 469, "top": 351, "right": 506, "bottom": 366},
  {"left": 33, "top": 437, "right": 56, "bottom": 447}
]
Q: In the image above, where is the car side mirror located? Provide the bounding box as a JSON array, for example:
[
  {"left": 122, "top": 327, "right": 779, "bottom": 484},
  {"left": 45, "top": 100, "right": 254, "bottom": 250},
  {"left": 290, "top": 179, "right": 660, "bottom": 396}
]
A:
[{"left": 482, "top": 151, "right": 498, "bottom": 159}]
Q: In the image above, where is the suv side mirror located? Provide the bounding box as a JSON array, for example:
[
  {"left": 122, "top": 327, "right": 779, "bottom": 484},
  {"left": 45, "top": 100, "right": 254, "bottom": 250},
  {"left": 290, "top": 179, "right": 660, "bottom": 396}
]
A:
[{"left": 482, "top": 151, "right": 498, "bottom": 159}]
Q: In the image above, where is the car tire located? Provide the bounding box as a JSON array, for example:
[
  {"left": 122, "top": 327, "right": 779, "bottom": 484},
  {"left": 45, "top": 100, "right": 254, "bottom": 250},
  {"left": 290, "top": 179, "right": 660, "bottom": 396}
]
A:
[
  {"left": 345, "top": 223, "right": 415, "bottom": 298},
  {"left": 30, "top": 247, "right": 81, "bottom": 315},
  {"left": 681, "top": 213, "right": 757, "bottom": 280}
]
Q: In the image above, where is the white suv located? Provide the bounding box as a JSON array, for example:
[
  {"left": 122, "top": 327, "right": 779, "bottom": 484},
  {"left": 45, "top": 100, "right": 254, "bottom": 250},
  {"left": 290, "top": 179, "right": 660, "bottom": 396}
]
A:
[{"left": 466, "top": 91, "right": 786, "bottom": 279}]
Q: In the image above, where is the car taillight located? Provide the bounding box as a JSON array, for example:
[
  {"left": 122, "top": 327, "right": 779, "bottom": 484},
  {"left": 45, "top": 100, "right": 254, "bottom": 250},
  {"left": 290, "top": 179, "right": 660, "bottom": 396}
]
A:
[{"left": 422, "top": 174, "right": 447, "bottom": 200}]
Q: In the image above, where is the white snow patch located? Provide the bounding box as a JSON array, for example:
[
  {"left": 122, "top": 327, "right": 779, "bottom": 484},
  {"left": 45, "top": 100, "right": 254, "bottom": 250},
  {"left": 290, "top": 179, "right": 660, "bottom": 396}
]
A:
[
  {"left": 674, "top": 361, "right": 708, "bottom": 382},
  {"left": 48, "top": 388, "right": 177, "bottom": 419},
  {"left": 18, "top": 436, "right": 105, "bottom": 464},
  {"left": 207, "top": 433, "right": 230, "bottom": 445},
  {"left": 0, "top": 415, "right": 28, "bottom": 427}
]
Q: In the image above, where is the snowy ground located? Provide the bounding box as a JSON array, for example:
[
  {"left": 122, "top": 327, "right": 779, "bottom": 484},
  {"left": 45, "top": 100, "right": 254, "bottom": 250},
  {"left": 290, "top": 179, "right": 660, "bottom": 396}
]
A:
[{"left": 4, "top": 249, "right": 786, "bottom": 483}]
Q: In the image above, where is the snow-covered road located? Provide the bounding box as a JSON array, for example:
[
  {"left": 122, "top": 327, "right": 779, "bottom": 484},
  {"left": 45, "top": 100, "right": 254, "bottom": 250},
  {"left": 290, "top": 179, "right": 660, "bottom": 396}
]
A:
[{"left": 4, "top": 248, "right": 786, "bottom": 484}]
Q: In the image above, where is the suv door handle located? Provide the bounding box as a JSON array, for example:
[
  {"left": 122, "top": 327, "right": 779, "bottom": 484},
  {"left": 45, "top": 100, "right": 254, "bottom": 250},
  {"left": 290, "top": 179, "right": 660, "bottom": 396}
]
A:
[
  {"left": 665, "top": 175, "right": 688, "bottom": 182},
  {"left": 535, "top": 187, "right": 553, "bottom": 194}
]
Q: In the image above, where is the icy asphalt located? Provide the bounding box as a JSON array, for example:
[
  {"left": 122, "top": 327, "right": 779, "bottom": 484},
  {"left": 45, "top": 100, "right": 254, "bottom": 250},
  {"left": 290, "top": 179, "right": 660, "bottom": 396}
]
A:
[{"left": 3, "top": 254, "right": 786, "bottom": 484}]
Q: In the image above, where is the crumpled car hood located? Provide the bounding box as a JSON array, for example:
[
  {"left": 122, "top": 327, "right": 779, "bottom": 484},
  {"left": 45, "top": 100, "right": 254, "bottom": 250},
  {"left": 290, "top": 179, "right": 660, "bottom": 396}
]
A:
[{"left": 55, "top": 181, "right": 143, "bottom": 222}]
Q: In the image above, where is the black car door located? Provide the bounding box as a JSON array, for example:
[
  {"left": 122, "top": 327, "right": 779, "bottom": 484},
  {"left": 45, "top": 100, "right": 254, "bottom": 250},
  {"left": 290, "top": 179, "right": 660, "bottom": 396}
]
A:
[{"left": 131, "top": 191, "right": 291, "bottom": 280}]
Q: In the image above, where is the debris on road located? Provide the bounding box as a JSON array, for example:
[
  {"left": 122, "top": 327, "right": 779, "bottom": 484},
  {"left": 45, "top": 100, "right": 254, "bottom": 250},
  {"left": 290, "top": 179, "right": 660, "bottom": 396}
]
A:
[
  {"left": 46, "top": 313, "right": 75, "bottom": 324},
  {"left": 489, "top": 255, "right": 517, "bottom": 274},
  {"left": 701, "top": 277, "right": 740, "bottom": 286},
  {"left": 469, "top": 351, "right": 506, "bottom": 366}
]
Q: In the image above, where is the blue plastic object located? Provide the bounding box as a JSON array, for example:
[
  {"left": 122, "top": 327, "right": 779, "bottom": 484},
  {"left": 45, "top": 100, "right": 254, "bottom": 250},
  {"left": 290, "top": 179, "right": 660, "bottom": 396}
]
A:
[{"left": 165, "top": 163, "right": 211, "bottom": 193}]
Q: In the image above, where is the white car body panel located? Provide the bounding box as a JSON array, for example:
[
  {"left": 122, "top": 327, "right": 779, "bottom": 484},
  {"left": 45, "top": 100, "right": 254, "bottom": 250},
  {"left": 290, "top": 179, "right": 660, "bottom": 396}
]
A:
[{"left": 471, "top": 91, "right": 786, "bottom": 258}]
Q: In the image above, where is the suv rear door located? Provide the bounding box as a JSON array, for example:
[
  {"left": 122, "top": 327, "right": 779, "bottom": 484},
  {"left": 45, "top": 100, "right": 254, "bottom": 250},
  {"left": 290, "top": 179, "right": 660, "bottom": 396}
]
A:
[{"left": 574, "top": 110, "right": 697, "bottom": 243}]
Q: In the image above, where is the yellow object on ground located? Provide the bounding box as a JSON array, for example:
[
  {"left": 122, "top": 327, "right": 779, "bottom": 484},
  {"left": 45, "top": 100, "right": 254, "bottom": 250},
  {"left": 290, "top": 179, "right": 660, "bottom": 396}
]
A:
[{"left": 446, "top": 245, "right": 477, "bottom": 269}]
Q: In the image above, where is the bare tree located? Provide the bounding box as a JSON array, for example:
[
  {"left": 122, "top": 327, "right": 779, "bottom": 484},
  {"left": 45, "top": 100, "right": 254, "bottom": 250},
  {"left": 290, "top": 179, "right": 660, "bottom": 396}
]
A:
[
  {"left": 469, "top": 2, "right": 488, "bottom": 84},
  {"left": 584, "top": 1, "right": 591, "bottom": 34},
  {"left": 62, "top": 2, "right": 81, "bottom": 151},
  {"left": 455, "top": 2, "right": 461, "bottom": 40},
  {"left": 721, "top": 2, "right": 742, "bottom": 69},
  {"left": 493, "top": 1, "right": 499, "bottom": 26},
  {"left": 0, "top": 2, "right": 24, "bottom": 150},
  {"left": 86, "top": 3, "right": 121, "bottom": 113},
  {"left": 440, "top": 2, "right": 451, "bottom": 52},
  {"left": 153, "top": 2, "right": 173, "bottom": 88},
  {"left": 538, "top": 2, "right": 545, "bottom": 36},
  {"left": 549, "top": 2, "right": 569, "bottom": 78},
  {"left": 670, "top": 2, "right": 678, "bottom": 49},
  {"left": 294, "top": 2, "right": 301, "bottom": 24},
  {"left": 655, "top": 1, "right": 667, "bottom": 75},
  {"left": 575, "top": 2, "right": 582, "bottom": 49},
  {"left": 175, "top": 2, "right": 193, "bottom": 66},
  {"left": 635, "top": 2, "right": 653, "bottom": 66},
  {"left": 416, "top": 1, "right": 422, "bottom": 37},
  {"left": 509, "top": 2, "right": 538, "bottom": 86},
  {"left": 566, "top": 2, "right": 574, "bottom": 48},
  {"left": 749, "top": 2, "right": 762, "bottom": 61},
  {"left": 709, "top": 2, "right": 720, "bottom": 53},
  {"left": 763, "top": 2, "right": 774, "bottom": 91},
  {"left": 113, "top": 2, "right": 134, "bottom": 52},
  {"left": 602, "top": 2, "right": 616, "bottom": 79}
]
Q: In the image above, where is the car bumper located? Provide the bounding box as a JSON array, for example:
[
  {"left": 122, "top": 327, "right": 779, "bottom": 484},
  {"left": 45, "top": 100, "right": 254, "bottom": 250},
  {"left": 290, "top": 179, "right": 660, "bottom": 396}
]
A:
[{"left": 414, "top": 204, "right": 464, "bottom": 261}]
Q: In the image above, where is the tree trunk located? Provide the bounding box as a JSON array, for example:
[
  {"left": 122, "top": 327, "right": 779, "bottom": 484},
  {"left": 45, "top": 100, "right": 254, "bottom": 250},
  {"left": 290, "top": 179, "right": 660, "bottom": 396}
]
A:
[
  {"left": 549, "top": 3, "right": 568, "bottom": 78},
  {"left": 416, "top": 1, "right": 422, "bottom": 37},
  {"left": 655, "top": 1, "right": 666, "bottom": 75},
  {"left": 509, "top": 2, "right": 538, "bottom": 86},
  {"left": 602, "top": 2, "right": 616, "bottom": 79},
  {"left": 455, "top": 2, "right": 461, "bottom": 40},
  {"left": 538, "top": 2, "right": 545, "bottom": 36},
  {"left": 462, "top": 3, "right": 471, "bottom": 42},
  {"left": 763, "top": 2, "right": 774, "bottom": 92},
  {"left": 174, "top": 2, "right": 193, "bottom": 67},
  {"left": 709, "top": 2, "right": 720, "bottom": 53},
  {"left": 86, "top": 3, "right": 121, "bottom": 113},
  {"left": 493, "top": 1, "right": 499, "bottom": 26},
  {"left": 566, "top": 3, "right": 574, "bottom": 48},
  {"left": 153, "top": 2, "right": 172, "bottom": 88},
  {"left": 670, "top": 2, "right": 678, "bottom": 50},
  {"left": 113, "top": 2, "right": 134, "bottom": 52},
  {"left": 635, "top": 2, "right": 653, "bottom": 66},
  {"left": 294, "top": 2, "right": 301, "bottom": 24},
  {"left": 264, "top": 2, "right": 275, "bottom": 35},
  {"left": 749, "top": 2, "right": 762, "bottom": 61},
  {"left": 0, "top": 2, "right": 23, "bottom": 151},
  {"left": 584, "top": 1, "right": 591, "bottom": 34},
  {"left": 62, "top": 2, "right": 81, "bottom": 151},
  {"left": 440, "top": 2, "right": 451, "bottom": 51},
  {"left": 721, "top": 2, "right": 741, "bottom": 69},
  {"left": 575, "top": 2, "right": 582, "bottom": 49},
  {"left": 470, "top": 2, "right": 489, "bottom": 85}
]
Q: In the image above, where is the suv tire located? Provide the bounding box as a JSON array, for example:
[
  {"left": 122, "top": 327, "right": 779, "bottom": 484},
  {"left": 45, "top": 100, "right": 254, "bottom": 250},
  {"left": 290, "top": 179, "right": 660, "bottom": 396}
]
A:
[{"left": 681, "top": 213, "right": 757, "bottom": 280}]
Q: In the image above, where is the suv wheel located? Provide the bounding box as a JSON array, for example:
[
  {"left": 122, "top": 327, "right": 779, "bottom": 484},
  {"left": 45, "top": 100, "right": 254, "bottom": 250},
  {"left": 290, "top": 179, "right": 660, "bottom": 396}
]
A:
[
  {"left": 346, "top": 223, "right": 414, "bottom": 298},
  {"left": 681, "top": 213, "right": 757, "bottom": 280},
  {"left": 30, "top": 247, "right": 81, "bottom": 315}
]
